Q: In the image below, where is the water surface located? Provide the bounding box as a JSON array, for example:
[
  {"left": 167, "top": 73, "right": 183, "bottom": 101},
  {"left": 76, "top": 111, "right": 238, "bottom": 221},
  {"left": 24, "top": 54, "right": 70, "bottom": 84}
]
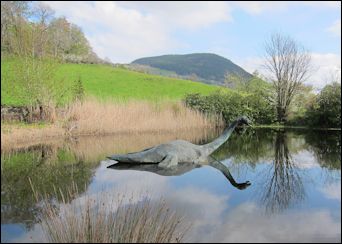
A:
[{"left": 1, "top": 128, "right": 341, "bottom": 242}]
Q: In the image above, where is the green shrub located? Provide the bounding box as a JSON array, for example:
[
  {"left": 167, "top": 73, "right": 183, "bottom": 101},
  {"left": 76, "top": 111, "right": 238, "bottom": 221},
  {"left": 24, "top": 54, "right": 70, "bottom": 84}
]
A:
[
  {"left": 305, "top": 82, "right": 341, "bottom": 128},
  {"left": 184, "top": 90, "right": 276, "bottom": 125}
]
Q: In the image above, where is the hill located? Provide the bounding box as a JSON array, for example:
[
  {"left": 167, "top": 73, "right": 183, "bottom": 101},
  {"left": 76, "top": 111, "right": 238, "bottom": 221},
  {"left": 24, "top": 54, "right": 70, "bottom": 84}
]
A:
[
  {"left": 131, "top": 53, "right": 252, "bottom": 85},
  {"left": 1, "top": 61, "right": 223, "bottom": 106}
]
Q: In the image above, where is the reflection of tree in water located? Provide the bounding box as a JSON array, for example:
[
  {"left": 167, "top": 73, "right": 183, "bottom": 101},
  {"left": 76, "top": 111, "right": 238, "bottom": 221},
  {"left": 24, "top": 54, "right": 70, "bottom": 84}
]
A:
[
  {"left": 213, "top": 128, "right": 275, "bottom": 166},
  {"left": 259, "top": 131, "right": 305, "bottom": 214},
  {"left": 304, "top": 130, "right": 341, "bottom": 185},
  {"left": 210, "top": 128, "right": 312, "bottom": 213},
  {"left": 304, "top": 130, "right": 341, "bottom": 170},
  {"left": 1, "top": 144, "right": 95, "bottom": 230},
  {"left": 206, "top": 128, "right": 340, "bottom": 214}
]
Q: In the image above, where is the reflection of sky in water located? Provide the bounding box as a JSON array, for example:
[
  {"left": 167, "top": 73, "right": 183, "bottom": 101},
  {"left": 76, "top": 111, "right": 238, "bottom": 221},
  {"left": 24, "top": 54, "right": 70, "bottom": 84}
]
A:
[
  {"left": 10, "top": 158, "right": 340, "bottom": 243},
  {"left": 105, "top": 160, "right": 341, "bottom": 242},
  {"left": 1, "top": 224, "right": 27, "bottom": 243},
  {"left": 2, "top": 130, "right": 341, "bottom": 243}
]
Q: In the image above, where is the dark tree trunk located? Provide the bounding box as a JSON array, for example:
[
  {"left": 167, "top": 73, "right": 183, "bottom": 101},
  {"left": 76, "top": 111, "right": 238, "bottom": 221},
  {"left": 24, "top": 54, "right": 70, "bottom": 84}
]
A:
[
  {"left": 39, "top": 105, "right": 44, "bottom": 121},
  {"left": 277, "top": 106, "right": 287, "bottom": 123}
]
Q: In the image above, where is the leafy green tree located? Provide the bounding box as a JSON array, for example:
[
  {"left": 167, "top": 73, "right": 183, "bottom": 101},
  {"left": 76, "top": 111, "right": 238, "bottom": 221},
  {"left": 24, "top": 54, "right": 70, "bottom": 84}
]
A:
[
  {"left": 287, "top": 84, "right": 316, "bottom": 125},
  {"left": 5, "top": 56, "right": 71, "bottom": 121},
  {"left": 72, "top": 77, "right": 85, "bottom": 102},
  {"left": 315, "top": 82, "right": 341, "bottom": 127},
  {"left": 224, "top": 73, "right": 249, "bottom": 90}
]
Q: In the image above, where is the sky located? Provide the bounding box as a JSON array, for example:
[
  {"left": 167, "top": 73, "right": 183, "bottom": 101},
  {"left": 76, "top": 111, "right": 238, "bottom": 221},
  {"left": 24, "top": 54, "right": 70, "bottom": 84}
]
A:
[{"left": 44, "top": 1, "right": 341, "bottom": 89}]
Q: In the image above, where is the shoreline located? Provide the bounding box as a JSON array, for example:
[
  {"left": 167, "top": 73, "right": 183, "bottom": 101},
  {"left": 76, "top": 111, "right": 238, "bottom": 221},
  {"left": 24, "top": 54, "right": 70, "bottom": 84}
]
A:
[
  {"left": 253, "top": 125, "right": 341, "bottom": 131},
  {"left": 1, "top": 126, "right": 222, "bottom": 153},
  {"left": 2, "top": 121, "right": 340, "bottom": 152}
]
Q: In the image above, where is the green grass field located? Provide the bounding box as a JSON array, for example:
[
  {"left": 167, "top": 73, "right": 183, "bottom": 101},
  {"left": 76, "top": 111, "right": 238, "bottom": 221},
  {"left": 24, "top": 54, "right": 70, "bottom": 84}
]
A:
[{"left": 1, "top": 60, "right": 222, "bottom": 105}]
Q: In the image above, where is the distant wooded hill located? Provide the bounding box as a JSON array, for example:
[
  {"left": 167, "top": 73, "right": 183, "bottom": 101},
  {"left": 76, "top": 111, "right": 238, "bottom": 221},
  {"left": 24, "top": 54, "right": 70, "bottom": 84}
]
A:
[{"left": 130, "top": 53, "right": 252, "bottom": 85}]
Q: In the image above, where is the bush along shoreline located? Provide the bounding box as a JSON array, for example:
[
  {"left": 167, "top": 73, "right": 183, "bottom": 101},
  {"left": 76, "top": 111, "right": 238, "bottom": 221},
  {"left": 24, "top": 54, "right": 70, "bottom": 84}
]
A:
[{"left": 184, "top": 81, "right": 341, "bottom": 129}]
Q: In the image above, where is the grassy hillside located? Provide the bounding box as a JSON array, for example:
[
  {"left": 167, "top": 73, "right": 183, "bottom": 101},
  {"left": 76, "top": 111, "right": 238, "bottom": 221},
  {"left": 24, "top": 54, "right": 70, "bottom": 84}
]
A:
[
  {"left": 1, "top": 61, "right": 222, "bottom": 106},
  {"left": 132, "top": 53, "right": 252, "bottom": 85}
]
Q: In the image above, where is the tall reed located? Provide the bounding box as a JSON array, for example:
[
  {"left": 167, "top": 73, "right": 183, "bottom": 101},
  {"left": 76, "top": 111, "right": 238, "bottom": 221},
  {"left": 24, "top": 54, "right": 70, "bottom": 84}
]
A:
[
  {"left": 2, "top": 99, "right": 222, "bottom": 149},
  {"left": 30, "top": 181, "right": 190, "bottom": 243},
  {"left": 64, "top": 98, "right": 221, "bottom": 136}
]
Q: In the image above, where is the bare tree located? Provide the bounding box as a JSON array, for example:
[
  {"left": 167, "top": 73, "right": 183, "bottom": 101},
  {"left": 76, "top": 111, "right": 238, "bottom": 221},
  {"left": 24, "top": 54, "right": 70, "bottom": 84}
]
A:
[
  {"left": 49, "top": 17, "right": 71, "bottom": 57},
  {"left": 263, "top": 33, "right": 311, "bottom": 123},
  {"left": 1, "top": 1, "right": 31, "bottom": 56},
  {"left": 31, "top": 2, "right": 55, "bottom": 57}
]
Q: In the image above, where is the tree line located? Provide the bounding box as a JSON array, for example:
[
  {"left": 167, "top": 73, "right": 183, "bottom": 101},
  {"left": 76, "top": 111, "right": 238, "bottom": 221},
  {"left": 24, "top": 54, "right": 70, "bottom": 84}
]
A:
[
  {"left": 185, "top": 33, "right": 341, "bottom": 128},
  {"left": 1, "top": 1, "right": 109, "bottom": 64}
]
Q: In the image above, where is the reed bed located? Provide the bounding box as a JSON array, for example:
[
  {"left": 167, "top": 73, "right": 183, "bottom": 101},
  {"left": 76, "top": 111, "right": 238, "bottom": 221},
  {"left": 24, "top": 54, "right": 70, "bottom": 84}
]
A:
[
  {"left": 1, "top": 124, "right": 64, "bottom": 150},
  {"left": 65, "top": 99, "right": 220, "bottom": 135},
  {"left": 66, "top": 129, "right": 219, "bottom": 163},
  {"left": 2, "top": 99, "right": 222, "bottom": 149},
  {"left": 30, "top": 182, "right": 190, "bottom": 243}
]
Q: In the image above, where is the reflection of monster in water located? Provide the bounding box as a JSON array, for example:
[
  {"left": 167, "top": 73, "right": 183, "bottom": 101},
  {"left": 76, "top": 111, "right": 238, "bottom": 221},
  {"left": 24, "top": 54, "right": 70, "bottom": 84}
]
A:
[
  {"left": 258, "top": 130, "right": 305, "bottom": 214},
  {"left": 108, "top": 156, "right": 251, "bottom": 190}
]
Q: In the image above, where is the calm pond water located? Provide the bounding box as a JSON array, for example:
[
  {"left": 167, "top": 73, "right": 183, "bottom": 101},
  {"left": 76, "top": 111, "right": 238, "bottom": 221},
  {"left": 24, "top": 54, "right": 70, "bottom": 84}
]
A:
[{"left": 1, "top": 128, "right": 341, "bottom": 243}]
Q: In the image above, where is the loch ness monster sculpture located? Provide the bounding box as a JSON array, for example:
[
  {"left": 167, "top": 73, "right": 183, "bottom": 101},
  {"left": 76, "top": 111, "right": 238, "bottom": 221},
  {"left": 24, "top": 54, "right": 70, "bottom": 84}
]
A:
[{"left": 107, "top": 116, "right": 251, "bottom": 168}]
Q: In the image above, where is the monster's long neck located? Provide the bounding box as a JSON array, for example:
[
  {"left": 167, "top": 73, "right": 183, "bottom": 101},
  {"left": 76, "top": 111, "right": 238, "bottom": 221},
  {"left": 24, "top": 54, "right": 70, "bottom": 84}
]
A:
[
  {"left": 200, "top": 120, "right": 239, "bottom": 156},
  {"left": 208, "top": 160, "right": 239, "bottom": 187}
]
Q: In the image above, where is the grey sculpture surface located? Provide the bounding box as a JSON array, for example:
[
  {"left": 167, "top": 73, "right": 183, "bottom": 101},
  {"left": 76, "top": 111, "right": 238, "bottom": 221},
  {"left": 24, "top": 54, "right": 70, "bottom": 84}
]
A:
[
  {"left": 107, "top": 116, "right": 251, "bottom": 168},
  {"left": 108, "top": 158, "right": 251, "bottom": 190}
]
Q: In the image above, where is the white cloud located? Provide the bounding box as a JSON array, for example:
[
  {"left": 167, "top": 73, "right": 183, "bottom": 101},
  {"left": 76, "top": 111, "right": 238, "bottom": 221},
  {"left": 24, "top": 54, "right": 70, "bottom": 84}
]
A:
[
  {"left": 237, "top": 56, "right": 265, "bottom": 74},
  {"left": 44, "top": 1, "right": 177, "bottom": 63},
  {"left": 320, "top": 183, "right": 341, "bottom": 201},
  {"left": 117, "top": 1, "right": 232, "bottom": 30},
  {"left": 292, "top": 150, "right": 320, "bottom": 169},
  {"left": 310, "top": 53, "right": 341, "bottom": 89},
  {"left": 327, "top": 19, "right": 341, "bottom": 37},
  {"left": 238, "top": 53, "right": 341, "bottom": 89},
  {"left": 211, "top": 203, "right": 341, "bottom": 243},
  {"left": 234, "top": 1, "right": 341, "bottom": 15},
  {"left": 301, "top": 1, "right": 341, "bottom": 9},
  {"left": 44, "top": 1, "right": 232, "bottom": 63},
  {"left": 233, "top": 2, "right": 289, "bottom": 15}
]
